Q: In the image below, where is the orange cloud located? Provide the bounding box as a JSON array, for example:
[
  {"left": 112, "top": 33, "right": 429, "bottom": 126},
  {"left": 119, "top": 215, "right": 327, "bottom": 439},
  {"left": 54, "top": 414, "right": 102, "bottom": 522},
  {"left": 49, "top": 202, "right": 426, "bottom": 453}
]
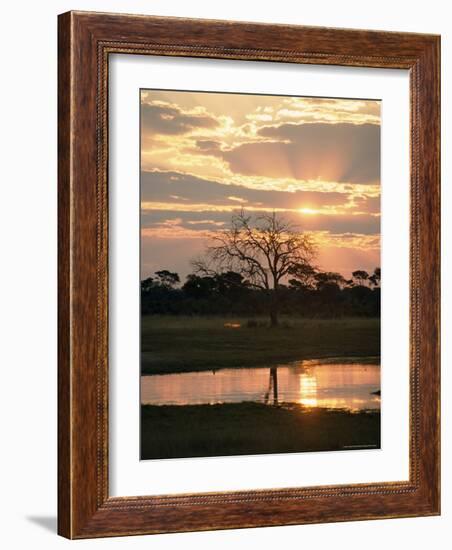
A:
[{"left": 140, "top": 90, "right": 381, "bottom": 279}]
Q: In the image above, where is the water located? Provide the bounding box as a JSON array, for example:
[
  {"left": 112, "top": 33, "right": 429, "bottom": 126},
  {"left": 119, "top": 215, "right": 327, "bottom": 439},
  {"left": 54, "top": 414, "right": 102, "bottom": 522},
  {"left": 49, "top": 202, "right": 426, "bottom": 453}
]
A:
[{"left": 141, "top": 358, "right": 380, "bottom": 411}]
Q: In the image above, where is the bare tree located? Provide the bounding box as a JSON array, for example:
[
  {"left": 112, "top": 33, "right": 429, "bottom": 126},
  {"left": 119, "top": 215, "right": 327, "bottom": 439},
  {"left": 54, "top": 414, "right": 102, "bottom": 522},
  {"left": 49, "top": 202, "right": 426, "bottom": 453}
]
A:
[{"left": 192, "top": 210, "right": 316, "bottom": 326}]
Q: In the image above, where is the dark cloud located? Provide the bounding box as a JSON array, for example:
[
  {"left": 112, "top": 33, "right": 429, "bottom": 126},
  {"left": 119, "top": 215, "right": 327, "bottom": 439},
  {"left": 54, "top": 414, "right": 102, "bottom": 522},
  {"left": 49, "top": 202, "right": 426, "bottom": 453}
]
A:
[
  {"left": 353, "top": 194, "right": 380, "bottom": 214},
  {"left": 141, "top": 103, "right": 218, "bottom": 135},
  {"left": 141, "top": 170, "right": 357, "bottom": 211},
  {"left": 141, "top": 208, "right": 380, "bottom": 236},
  {"left": 141, "top": 210, "right": 232, "bottom": 230},
  {"left": 195, "top": 140, "right": 222, "bottom": 152},
  {"left": 215, "top": 123, "right": 380, "bottom": 184},
  {"left": 294, "top": 213, "right": 380, "bottom": 235}
]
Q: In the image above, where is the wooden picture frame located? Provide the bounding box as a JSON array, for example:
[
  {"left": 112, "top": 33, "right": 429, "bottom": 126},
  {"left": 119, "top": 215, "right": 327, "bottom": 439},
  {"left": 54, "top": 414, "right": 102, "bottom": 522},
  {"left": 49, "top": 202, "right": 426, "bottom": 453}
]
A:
[{"left": 58, "top": 11, "right": 440, "bottom": 539}]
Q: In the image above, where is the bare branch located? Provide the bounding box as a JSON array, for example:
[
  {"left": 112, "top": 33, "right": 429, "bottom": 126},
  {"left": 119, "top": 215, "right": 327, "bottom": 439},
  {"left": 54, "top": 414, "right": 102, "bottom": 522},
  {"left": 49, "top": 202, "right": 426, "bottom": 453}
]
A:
[{"left": 192, "top": 210, "right": 317, "bottom": 291}]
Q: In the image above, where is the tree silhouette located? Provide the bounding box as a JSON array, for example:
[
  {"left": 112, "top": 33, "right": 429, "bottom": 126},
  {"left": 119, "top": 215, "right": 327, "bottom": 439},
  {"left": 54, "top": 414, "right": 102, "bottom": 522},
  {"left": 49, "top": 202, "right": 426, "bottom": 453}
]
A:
[
  {"left": 314, "top": 271, "right": 347, "bottom": 290},
  {"left": 369, "top": 267, "right": 381, "bottom": 288},
  {"left": 192, "top": 210, "right": 316, "bottom": 326},
  {"left": 287, "top": 263, "right": 318, "bottom": 290},
  {"left": 352, "top": 270, "right": 370, "bottom": 286},
  {"left": 154, "top": 270, "right": 180, "bottom": 289}
]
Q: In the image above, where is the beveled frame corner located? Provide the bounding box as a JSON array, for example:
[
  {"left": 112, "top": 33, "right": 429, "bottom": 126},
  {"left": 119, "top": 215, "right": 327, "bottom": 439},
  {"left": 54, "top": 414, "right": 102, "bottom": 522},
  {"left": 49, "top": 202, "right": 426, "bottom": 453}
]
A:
[{"left": 58, "top": 10, "right": 440, "bottom": 539}]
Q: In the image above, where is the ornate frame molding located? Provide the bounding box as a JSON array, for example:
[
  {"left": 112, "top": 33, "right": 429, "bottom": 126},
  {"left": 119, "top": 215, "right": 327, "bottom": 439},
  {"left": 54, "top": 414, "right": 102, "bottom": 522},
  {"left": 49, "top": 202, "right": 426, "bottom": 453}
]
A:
[{"left": 58, "top": 11, "right": 440, "bottom": 538}]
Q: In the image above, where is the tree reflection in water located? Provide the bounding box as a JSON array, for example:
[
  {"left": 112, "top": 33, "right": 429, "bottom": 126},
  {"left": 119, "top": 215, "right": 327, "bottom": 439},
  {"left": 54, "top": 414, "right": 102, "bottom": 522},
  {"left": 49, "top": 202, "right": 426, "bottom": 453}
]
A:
[{"left": 264, "top": 366, "right": 279, "bottom": 406}]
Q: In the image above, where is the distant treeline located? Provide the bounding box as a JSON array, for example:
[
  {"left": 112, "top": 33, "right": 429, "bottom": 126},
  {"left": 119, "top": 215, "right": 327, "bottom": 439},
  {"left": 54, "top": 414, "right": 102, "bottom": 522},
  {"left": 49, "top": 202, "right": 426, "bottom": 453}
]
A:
[{"left": 141, "top": 267, "right": 381, "bottom": 318}]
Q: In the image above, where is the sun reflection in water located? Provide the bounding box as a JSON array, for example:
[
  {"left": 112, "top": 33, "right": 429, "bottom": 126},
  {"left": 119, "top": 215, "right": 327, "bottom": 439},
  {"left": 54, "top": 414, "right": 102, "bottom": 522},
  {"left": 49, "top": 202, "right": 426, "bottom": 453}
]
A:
[
  {"left": 298, "top": 373, "right": 318, "bottom": 407},
  {"left": 141, "top": 360, "right": 381, "bottom": 411}
]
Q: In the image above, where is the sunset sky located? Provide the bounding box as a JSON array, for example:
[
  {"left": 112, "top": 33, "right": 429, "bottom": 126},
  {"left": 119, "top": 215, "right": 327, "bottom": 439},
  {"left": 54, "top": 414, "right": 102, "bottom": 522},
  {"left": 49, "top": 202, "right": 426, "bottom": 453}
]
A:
[{"left": 140, "top": 90, "right": 380, "bottom": 281}]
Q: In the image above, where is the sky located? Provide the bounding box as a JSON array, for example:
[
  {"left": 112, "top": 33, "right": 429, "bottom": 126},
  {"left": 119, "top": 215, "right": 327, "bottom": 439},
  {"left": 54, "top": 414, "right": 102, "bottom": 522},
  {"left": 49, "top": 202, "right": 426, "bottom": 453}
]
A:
[{"left": 140, "top": 89, "right": 380, "bottom": 281}]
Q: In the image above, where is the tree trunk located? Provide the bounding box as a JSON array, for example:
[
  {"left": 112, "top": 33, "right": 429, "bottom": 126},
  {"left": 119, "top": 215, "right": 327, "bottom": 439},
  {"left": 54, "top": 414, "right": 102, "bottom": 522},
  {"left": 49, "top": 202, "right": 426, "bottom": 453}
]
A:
[
  {"left": 270, "top": 366, "right": 278, "bottom": 405},
  {"left": 270, "top": 309, "right": 279, "bottom": 327},
  {"left": 269, "top": 286, "right": 279, "bottom": 327}
]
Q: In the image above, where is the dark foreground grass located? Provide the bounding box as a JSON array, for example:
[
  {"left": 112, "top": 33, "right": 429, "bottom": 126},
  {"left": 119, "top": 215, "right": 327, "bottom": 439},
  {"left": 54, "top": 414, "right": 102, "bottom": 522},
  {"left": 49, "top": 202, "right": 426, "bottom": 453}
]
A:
[
  {"left": 141, "top": 402, "right": 381, "bottom": 460},
  {"left": 141, "top": 316, "right": 380, "bottom": 374}
]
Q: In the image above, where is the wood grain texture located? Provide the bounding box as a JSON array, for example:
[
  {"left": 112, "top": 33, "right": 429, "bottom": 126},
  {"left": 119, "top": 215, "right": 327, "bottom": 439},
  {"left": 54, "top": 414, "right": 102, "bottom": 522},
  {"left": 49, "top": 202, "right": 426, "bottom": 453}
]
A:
[
  {"left": 57, "top": 10, "right": 72, "bottom": 538},
  {"left": 58, "top": 11, "right": 440, "bottom": 539}
]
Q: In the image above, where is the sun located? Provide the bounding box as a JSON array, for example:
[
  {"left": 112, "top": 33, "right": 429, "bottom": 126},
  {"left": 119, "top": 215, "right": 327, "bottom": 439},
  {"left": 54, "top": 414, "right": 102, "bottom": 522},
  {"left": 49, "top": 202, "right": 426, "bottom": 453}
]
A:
[{"left": 298, "top": 207, "right": 318, "bottom": 215}]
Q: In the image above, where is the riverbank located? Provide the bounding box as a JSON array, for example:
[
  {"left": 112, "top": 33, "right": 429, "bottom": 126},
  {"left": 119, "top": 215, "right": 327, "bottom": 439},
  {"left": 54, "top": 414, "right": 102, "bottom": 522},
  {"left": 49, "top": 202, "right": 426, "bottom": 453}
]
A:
[
  {"left": 141, "top": 402, "right": 381, "bottom": 460},
  {"left": 141, "top": 316, "right": 380, "bottom": 374}
]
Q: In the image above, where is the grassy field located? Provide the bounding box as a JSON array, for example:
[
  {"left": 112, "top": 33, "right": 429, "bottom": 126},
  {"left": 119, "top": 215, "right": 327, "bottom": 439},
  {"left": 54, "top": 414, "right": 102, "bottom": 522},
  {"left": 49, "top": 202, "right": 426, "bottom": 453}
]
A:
[
  {"left": 141, "top": 316, "right": 380, "bottom": 374},
  {"left": 141, "top": 402, "right": 381, "bottom": 460}
]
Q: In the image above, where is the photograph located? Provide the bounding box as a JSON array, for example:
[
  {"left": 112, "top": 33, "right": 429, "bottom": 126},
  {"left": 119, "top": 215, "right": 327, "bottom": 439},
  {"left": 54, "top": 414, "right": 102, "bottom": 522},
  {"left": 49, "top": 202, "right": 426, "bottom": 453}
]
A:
[{"left": 139, "top": 89, "right": 382, "bottom": 460}]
